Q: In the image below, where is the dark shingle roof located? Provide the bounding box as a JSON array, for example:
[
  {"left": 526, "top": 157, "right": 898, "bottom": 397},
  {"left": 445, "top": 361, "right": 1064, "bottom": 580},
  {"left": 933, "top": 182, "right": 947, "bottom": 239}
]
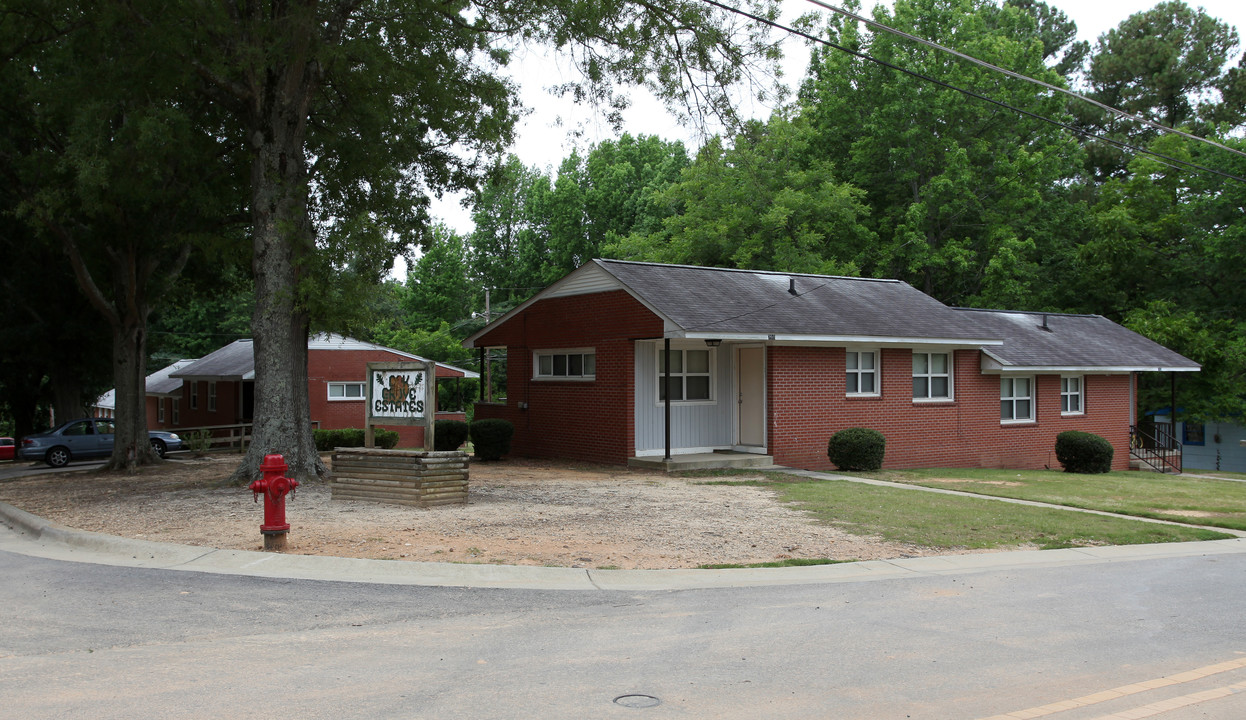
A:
[
  {"left": 596, "top": 260, "right": 997, "bottom": 342},
  {"left": 953, "top": 309, "right": 1200, "bottom": 371}
]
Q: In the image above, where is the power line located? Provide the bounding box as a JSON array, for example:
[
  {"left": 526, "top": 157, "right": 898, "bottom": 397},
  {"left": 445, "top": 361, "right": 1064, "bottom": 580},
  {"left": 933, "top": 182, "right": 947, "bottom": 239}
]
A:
[{"left": 693, "top": 0, "right": 1246, "bottom": 184}]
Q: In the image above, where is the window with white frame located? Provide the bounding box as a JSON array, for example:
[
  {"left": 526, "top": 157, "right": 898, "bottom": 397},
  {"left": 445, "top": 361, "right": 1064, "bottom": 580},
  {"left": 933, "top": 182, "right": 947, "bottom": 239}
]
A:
[
  {"left": 189, "top": 381, "right": 198, "bottom": 410},
  {"left": 157, "top": 399, "right": 165, "bottom": 423},
  {"left": 846, "top": 350, "right": 880, "bottom": 396},
  {"left": 328, "top": 382, "right": 366, "bottom": 400},
  {"left": 533, "top": 349, "right": 596, "bottom": 380},
  {"left": 912, "top": 352, "right": 952, "bottom": 400},
  {"left": 172, "top": 398, "right": 180, "bottom": 425},
  {"left": 658, "top": 347, "right": 714, "bottom": 403},
  {"left": 208, "top": 381, "right": 217, "bottom": 412},
  {"left": 1001, "top": 377, "right": 1034, "bottom": 422},
  {"left": 1061, "top": 376, "right": 1084, "bottom": 415}
]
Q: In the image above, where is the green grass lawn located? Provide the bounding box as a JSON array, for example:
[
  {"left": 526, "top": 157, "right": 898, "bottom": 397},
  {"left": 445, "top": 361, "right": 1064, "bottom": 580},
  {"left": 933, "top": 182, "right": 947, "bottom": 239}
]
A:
[
  {"left": 689, "top": 470, "right": 1233, "bottom": 551},
  {"left": 864, "top": 468, "right": 1246, "bottom": 531}
]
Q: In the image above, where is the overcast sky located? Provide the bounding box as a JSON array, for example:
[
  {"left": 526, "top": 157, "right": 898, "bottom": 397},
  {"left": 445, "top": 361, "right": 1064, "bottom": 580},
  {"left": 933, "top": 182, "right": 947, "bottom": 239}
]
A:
[{"left": 406, "top": 0, "right": 1246, "bottom": 275}]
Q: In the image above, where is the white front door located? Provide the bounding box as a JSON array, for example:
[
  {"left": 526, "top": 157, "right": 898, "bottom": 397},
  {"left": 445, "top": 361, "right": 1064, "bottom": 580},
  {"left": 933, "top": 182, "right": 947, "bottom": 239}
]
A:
[{"left": 736, "top": 347, "right": 765, "bottom": 448}]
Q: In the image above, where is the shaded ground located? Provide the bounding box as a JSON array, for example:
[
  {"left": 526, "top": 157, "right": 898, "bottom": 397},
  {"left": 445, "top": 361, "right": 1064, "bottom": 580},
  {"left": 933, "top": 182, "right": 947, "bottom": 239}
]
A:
[{"left": 1, "top": 454, "right": 973, "bottom": 569}]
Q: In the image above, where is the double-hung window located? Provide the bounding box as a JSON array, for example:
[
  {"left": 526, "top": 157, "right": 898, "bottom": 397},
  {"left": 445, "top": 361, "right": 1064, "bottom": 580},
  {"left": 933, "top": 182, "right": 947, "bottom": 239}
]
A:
[
  {"left": 1001, "top": 377, "right": 1034, "bottom": 422},
  {"left": 912, "top": 352, "right": 951, "bottom": 401},
  {"left": 658, "top": 347, "right": 714, "bottom": 403},
  {"left": 846, "top": 350, "right": 879, "bottom": 396},
  {"left": 157, "top": 400, "right": 165, "bottom": 423},
  {"left": 189, "top": 381, "right": 198, "bottom": 410},
  {"left": 1061, "top": 376, "right": 1084, "bottom": 415},
  {"left": 172, "top": 398, "right": 180, "bottom": 425},
  {"left": 328, "top": 382, "right": 366, "bottom": 400},
  {"left": 208, "top": 381, "right": 217, "bottom": 412},
  {"left": 534, "top": 350, "right": 596, "bottom": 380}
]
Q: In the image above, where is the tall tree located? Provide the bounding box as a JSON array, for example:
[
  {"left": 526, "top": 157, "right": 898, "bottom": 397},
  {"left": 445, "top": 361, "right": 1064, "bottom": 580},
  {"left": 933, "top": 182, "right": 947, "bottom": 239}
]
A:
[
  {"left": 798, "top": 0, "right": 1085, "bottom": 306},
  {"left": 608, "top": 115, "right": 874, "bottom": 274},
  {"left": 2, "top": 1, "right": 243, "bottom": 469},
  {"left": 1079, "top": 1, "right": 1244, "bottom": 177},
  {"left": 169, "top": 0, "right": 783, "bottom": 482},
  {"left": 404, "top": 225, "right": 473, "bottom": 332}
]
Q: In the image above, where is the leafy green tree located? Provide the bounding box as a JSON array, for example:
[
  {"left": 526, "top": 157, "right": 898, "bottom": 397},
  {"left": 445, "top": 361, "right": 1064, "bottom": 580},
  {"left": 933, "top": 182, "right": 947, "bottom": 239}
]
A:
[
  {"left": 798, "top": 0, "right": 1085, "bottom": 306},
  {"left": 404, "top": 225, "right": 474, "bottom": 332},
  {"left": 1079, "top": 132, "right": 1246, "bottom": 422},
  {"left": 2, "top": 1, "right": 243, "bottom": 469},
  {"left": 1079, "top": 1, "right": 1244, "bottom": 177},
  {"left": 609, "top": 115, "right": 873, "bottom": 274},
  {"left": 468, "top": 156, "right": 552, "bottom": 305},
  {"left": 165, "top": 0, "right": 783, "bottom": 482}
]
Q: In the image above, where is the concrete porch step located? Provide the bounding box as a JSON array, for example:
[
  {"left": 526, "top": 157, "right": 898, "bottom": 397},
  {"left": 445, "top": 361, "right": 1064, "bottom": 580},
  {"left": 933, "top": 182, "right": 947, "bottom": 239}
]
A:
[{"left": 628, "top": 452, "right": 777, "bottom": 472}]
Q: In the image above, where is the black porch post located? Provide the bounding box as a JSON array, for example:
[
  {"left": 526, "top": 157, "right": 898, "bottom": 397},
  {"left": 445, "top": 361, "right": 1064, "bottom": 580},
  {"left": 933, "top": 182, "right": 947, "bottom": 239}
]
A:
[
  {"left": 478, "top": 347, "right": 486, "bottom": 402},
  {"left": 664, "top": 338, "right": 672, "bottom": 462},
  {"left": 1171, "top": 372, "right": 1178, "bottom": 448}
]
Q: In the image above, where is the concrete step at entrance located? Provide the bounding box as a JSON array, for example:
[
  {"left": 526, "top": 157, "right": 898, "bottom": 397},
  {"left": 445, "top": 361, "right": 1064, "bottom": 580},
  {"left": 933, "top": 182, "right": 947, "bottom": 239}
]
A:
[{"left": 628, "top": 452, "right": 777, "bottom": 472}]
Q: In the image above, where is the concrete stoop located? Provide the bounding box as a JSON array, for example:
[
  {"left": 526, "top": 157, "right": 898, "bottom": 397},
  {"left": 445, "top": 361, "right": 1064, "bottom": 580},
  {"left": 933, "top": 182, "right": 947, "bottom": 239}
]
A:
[{"left": 628, "top": 451, "right": 776, "bottom": 472}]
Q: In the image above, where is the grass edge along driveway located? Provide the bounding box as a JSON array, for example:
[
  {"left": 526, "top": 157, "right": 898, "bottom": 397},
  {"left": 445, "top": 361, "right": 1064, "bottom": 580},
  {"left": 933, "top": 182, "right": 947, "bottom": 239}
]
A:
[{"left": 692, "top": 470, "right": 1234, "bottom": 552}]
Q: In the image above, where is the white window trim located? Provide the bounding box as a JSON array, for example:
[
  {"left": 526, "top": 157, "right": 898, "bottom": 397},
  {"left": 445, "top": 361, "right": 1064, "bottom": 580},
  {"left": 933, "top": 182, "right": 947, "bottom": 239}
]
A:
[
  {"left": 845, "top": 348, "right": 881, "bottom": 397},
  {"left": 157, "top": 399, "right": 165, "bottom": 423},
  {"left": 208, "top": 381, "right": 217, "bottom": 412},
  {"left": 912, "top": 351, "right": 954, "bottom": 403},
  {"left": 189, "top": 381, "right": 198, "bottom": 410},
  {"left": 532, "top": 348, "right": 597, "bottom": 381},
  {"left": 327, "top": 381, "right": 367, "bottom": 401},
  {"left": 172, "top": 398, "right": 180, "bottom": 425},
  {"left": 1001, "top": 375, "right": 1036, "bottom": 424},
  {"left": 656, "top": 345, "right": 717, "bottom": 406},
  {"left": 1061, "top": 375, "right": 1085, "bottom": 416}
]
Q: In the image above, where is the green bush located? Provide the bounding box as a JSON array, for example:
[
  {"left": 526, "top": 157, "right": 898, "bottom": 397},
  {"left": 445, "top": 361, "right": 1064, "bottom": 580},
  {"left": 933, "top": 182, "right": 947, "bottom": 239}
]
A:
[
  {"left": 314, "top": 427, "right": 398, "bottom": 450},
  {"left": 434, "top": 420, "right": 470, "bottom": 451},
  {"left": 1055, "top": 431, "right": 1114, "bottom": 473},
  {"left": 470, "top": 419, "right": 514, "bottom": 461},
  {"left": 183, "top": 429, "right": 214, "bottom": 456},
  {"left": 827, "top": 427, "right": 886, "bottom": 471}
]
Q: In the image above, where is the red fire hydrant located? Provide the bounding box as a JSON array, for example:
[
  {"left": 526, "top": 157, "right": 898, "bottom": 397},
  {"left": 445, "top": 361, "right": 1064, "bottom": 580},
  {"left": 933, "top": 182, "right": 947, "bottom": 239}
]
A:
[{"left": 249, "top": 453, "right": 299, "bottom": 551}]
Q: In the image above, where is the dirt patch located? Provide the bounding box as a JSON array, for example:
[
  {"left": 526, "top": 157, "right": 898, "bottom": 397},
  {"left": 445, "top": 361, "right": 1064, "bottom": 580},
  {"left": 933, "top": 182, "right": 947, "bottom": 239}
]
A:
[
  {"left": 922, "top": 477, "right": 1025, "bottom": 487},
  {"left": 1, "top": 454, "right": 965, "bottom": 569}
]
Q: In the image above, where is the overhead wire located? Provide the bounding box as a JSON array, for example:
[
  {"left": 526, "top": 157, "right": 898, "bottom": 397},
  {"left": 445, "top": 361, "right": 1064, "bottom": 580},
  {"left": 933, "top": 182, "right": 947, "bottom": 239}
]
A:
[{"left": 692, "top": 0, "right": 1246, "bottom": 184}]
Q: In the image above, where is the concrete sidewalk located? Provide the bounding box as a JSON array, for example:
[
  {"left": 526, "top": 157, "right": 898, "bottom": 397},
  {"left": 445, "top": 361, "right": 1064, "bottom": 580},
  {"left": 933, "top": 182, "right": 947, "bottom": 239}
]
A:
[{"left": 4, "top": 497, "right": 1245, "bottom": 592}]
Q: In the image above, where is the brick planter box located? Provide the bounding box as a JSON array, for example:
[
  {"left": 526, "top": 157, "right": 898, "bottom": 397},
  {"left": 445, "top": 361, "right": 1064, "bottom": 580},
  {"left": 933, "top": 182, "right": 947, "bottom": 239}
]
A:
[{"left": 330, "top": 448, "right": 469, "bottom": 507}]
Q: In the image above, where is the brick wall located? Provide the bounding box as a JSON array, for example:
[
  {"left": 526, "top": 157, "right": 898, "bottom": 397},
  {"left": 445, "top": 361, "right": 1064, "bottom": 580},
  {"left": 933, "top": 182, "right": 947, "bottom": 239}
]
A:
[
  {"left": 473, "top": 290, "right": 664, "bottom": 464},
  {"left": 767, "top": 346, "right": 1134, "bottom": 471}
]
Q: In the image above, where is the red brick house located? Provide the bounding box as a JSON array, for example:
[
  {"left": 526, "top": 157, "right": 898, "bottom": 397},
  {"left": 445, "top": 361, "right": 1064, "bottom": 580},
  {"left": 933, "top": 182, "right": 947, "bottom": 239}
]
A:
[
  {"left": 143, "top": 334, "right": 476, "bottom": 447},
  {"left": 465, "top": 260, "right": 1199, "bottom": 471}
]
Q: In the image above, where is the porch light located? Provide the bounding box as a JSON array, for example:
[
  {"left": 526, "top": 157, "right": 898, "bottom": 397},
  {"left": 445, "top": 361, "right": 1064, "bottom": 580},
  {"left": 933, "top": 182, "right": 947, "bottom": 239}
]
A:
[{"left": 704, "top": 339, "right": 722, "bottom": 347}]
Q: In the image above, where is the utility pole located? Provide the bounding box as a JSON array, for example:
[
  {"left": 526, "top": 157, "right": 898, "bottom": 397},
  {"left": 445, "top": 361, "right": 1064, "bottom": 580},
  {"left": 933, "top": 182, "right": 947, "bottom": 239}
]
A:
[{"left": 484, "top": 287, "right": 492, "bottom": 403}]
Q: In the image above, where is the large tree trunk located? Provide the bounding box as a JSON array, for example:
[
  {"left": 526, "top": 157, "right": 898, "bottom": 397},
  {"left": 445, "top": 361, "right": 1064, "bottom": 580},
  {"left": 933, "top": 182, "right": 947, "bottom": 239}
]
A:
[
  {"left": 105, "top": 317, "right": 157, "bottom": 471},
  {"left": 228, "top": 32, "right": 326, "bottom": 484}
]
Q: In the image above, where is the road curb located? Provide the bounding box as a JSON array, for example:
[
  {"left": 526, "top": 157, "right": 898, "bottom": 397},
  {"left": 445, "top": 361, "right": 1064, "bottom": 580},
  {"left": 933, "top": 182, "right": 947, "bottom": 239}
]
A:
[{"left": 4, "top": 500, "right": 1246, "bottom": 591}]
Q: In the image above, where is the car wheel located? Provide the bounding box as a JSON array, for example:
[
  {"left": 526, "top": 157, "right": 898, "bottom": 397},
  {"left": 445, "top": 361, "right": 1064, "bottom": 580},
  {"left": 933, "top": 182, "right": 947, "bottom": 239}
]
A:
[
  {"left": 46, "top": 446, "right": 71, "bottom": 468},
  {"left": 150, "top": 438, "right": 167, "bottom": 458}
]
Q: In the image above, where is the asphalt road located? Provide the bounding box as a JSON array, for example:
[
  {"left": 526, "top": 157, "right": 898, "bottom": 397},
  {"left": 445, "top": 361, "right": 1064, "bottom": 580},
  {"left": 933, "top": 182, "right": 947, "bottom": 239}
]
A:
[{"left": 2, "top": 536, "right": 1245, "bottom": 719}]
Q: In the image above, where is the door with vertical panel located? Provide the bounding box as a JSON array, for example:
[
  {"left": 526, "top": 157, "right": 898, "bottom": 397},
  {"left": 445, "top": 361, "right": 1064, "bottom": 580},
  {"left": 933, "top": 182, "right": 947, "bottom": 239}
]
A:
[{"left": 737, "top": 347, "right": 765, "bottom": 448}]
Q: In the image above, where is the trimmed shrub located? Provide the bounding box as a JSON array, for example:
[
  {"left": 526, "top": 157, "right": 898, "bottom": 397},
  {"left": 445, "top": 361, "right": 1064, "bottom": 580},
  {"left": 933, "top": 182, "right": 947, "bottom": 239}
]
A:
[
  {"left": 183, "top": 429, "right": 214, "bottom": 456},
  {"left": 827, "top": 427, "right": 886, "bottom": 471},
  {"left": 434, "top": 420, "right": 470, "bottom": 451},
  {"left": 470, "top": 419, "right": 514, "bottom": 461},
  {"left": 374, "top": 428, "right": 400, "bottom": 449},
  {"left": 1055, "top": 431, "right": 1114, "bottom": 473},
  {"left": 314, "top": 427, "right": 398, "bottom": 450}
]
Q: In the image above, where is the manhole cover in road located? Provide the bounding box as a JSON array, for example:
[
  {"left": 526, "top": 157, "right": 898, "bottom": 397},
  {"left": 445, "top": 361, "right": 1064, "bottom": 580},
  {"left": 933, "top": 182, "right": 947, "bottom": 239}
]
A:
[{"left": 613, "top": 694, "right": 661, "bottom": 709}]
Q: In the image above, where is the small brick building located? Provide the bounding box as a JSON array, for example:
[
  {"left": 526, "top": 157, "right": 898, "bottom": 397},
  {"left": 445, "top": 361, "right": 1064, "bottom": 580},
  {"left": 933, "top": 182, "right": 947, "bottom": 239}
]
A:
[
  {"left": 144, "top": 334, "right": 476, "bottom": 448},
  {"left": 465, "top": 260, "right": 1198, "bottom": 471}
]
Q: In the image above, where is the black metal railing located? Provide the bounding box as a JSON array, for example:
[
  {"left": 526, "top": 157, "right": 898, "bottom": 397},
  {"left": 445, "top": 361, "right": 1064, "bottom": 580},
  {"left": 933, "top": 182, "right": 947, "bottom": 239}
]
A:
[{"left": 1130, "top": 424, "right": 1182, "bottom": 473}]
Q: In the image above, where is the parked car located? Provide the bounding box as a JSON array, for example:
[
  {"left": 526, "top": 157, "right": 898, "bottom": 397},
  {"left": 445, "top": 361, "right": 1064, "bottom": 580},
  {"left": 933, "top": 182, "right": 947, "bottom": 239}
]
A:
[
  {"left": 19, "top": 418, "right": 185, "bottom": 467},
  {"left": 0, "top": 437, "right": 15, "bottom": 461}
]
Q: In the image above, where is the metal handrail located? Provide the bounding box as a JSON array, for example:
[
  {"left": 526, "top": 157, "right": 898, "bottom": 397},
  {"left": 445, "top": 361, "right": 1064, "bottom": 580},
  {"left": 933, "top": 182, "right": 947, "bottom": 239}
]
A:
[{"left": 1130, "top": 424, "right": 1182, "bottom": 473}]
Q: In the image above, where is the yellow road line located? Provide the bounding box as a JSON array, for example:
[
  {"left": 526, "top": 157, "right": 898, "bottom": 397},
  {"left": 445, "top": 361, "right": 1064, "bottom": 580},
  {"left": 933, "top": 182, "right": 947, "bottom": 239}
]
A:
[{"left": 977, "top": 655, "right": 1246, "bottom": 720}]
